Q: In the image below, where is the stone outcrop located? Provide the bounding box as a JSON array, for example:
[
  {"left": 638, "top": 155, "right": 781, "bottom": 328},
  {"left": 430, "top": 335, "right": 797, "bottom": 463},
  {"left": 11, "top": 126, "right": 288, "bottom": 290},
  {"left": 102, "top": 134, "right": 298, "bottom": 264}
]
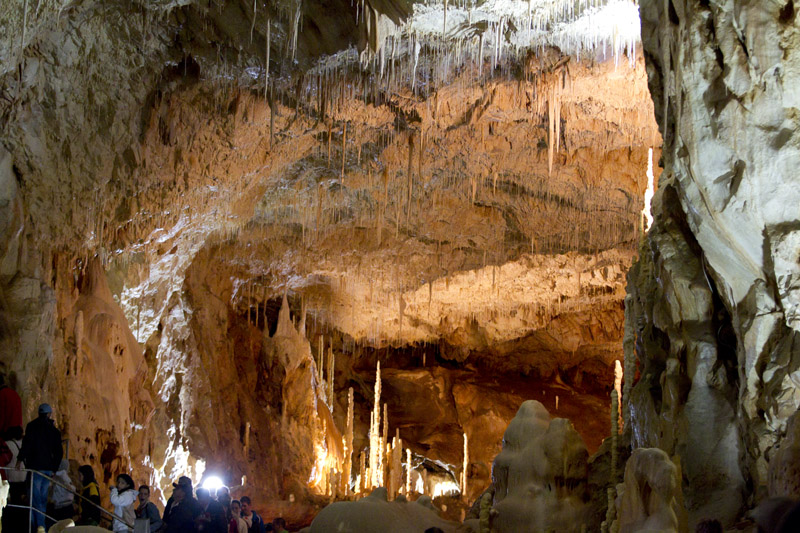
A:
[
  {"left": 613, "top": 448, "right": 686, "bottom": 533},
  {"left": 308, "top": 488, "right": 464, "bottom": 533},
  {"left": 486, "top": 400, "right": 591, "bottom": 532},
  {"left": 625, "top": 0, "right": 800, "bottom": 527}
]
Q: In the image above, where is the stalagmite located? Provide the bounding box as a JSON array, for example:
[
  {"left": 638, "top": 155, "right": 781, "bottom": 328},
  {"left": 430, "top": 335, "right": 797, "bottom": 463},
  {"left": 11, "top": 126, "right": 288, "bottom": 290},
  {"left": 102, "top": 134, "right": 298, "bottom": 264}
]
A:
[
  {"left": 642, "top": 147, "right": 655, "bottom": 231},
  {"left": 381, "top": 403, "right": 389, "bottom": 486},
  {"left": 359, "top": 451, "right": 367, "bottom": 494},
  {"left": 601, "top": 390, "right": 620, "bottom": 533},
  {"left": 244, "top": 421, "right": 251, "bottom": 458},
  {"left": 344, "top": 387, "right": 354, "bottom": 495},
  {"left": 461, "top": 432, "right": 469, "bottom": 497},
  {"left": 369, "top": 361, "right": 382, "bottom": 489},
  {"left": 390, "top": 430, "right": 403, "bottom": 499},
  {"left": 405, "top": 448, "right": 412, "bottom": 494},
  {"left": 614, "top": 360, "right": 623, "bottom": 432}
]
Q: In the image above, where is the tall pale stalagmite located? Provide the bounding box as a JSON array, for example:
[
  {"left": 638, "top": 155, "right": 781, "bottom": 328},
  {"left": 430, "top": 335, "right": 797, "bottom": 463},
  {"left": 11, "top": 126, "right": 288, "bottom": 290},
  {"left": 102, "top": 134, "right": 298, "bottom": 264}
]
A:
[
  {"left": 461, "top": 432, "right": 469, "bottom": 497},
  {"left": 369, "top": 361, "right": 382, "bottom": 489},
  {"left": 344, "top": 387, "right": 354, "bottom": 495}
]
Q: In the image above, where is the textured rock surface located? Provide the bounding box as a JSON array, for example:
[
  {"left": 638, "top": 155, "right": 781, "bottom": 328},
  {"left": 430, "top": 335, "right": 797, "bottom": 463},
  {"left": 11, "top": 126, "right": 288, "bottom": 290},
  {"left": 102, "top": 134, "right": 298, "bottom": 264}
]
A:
[
  {"left": 614, "top": 448, "right": 685, "bottom": 533},
  {"left": 308, "top": 488, "right": 466, "bottom": 533},
  {"left": 626, "top": 0, "right": 800, "bottom": 527},
  {"left": 489, "top": 400, "right": 591, "bottom": 532}
]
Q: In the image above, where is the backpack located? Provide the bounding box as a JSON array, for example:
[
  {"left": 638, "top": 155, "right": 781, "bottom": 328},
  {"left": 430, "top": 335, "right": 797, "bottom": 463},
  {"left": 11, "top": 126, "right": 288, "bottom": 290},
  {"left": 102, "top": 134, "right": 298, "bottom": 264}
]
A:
[{"left": 6, "top": 439, "right": 27, "bottom": 483}]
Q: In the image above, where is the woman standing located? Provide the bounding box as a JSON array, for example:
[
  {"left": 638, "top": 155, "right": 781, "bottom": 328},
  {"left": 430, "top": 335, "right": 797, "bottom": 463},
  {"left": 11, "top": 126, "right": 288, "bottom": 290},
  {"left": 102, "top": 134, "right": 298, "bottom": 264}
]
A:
[
  {"left": 109, "top": 473, "right": 137, "bottom": 532},
  {"left": 77, "top": 465, "right": 101, "bottom": 526}
]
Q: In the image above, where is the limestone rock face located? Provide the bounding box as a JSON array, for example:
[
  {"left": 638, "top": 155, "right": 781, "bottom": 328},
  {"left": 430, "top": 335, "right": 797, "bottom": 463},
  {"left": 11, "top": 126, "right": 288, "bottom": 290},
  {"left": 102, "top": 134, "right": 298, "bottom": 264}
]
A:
[
  {"left": 768, "top": 410, "right": 800, "bottom": 499},
  {"left": 614, "top": 448, "right": 685, "bottom": 533},
  {"left": 628, "top": 0, "right": 800, "bottom": 526}
]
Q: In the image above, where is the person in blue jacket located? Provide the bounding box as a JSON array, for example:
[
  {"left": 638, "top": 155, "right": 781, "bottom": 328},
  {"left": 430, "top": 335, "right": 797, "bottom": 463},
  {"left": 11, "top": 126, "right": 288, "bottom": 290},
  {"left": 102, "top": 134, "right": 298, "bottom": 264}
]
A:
[{"left": 240, "top": 496, "right": 266, "bottom": 533}]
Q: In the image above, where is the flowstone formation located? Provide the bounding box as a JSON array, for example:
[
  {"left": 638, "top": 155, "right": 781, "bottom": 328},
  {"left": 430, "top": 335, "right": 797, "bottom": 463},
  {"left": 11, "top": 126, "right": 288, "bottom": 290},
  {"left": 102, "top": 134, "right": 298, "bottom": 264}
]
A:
[
  {"left": 613, "top": 448, "right": 685, "bottom": 533},
  {"left": 625, "top": 0, "right": 800, "bottom": 528},
  {"left": 474, "top": 400, "right": 591, "bottom": 532}
]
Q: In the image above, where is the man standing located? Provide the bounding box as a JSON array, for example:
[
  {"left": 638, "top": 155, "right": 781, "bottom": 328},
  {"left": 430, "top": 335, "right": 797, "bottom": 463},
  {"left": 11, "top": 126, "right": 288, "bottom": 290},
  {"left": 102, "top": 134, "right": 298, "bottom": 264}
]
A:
[
  {"left": 19, "top": 403, "right": 63, "bottom": 531},
  {"left": 196, "top": 487, "right": 227, "bottom": 533},
  {"left": 239, "top": 497, "right": 266, "bottom": 533},
  {"left": 135, "top": 485, "right": 163, "bottom": 532},
  {"left": 163, "top": 482, "right": 197, "bottom": 533}
]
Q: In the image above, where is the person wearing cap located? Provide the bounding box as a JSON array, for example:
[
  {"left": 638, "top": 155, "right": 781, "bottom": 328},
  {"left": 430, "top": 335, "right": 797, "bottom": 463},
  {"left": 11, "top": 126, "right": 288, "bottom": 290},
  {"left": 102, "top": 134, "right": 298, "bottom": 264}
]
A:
[
  {"left": 163, "top": 476, "right": 199, "bottom": 532},
  {"left": 19, "top": 403, "right": 63, "bottom": 531},
  {"left": 163, "top": 476, "right": 194, "bottom": 519}
]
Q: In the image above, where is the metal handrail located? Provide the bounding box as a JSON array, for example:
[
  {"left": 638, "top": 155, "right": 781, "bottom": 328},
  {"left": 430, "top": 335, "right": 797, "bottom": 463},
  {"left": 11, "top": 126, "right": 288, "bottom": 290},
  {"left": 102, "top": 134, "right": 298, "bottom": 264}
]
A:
[{"left": 0, "top": 466, "right": 135, "bottom": 531}]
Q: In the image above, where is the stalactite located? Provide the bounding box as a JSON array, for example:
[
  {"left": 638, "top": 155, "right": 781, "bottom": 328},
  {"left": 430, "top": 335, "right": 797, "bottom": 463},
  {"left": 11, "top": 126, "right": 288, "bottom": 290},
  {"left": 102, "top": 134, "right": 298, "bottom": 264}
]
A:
[
  {"left": 341, "top": 122, "right": 347, "bottom": 179},
  {"left": 327, "top": 121, "right": 333, "bottom": 167},
  {"left": 406, "top": 132, "right": 414, "bottom": 224},
  {"left": 327, "top": 344, "right": 335, "bottom": 412}
]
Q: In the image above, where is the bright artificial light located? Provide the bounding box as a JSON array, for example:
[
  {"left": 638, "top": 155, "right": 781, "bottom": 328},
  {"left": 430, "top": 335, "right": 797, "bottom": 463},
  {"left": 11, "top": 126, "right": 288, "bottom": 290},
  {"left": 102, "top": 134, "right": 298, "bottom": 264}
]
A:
[{"left": 201, "top": 476, "right": 224, "bottom": 492}]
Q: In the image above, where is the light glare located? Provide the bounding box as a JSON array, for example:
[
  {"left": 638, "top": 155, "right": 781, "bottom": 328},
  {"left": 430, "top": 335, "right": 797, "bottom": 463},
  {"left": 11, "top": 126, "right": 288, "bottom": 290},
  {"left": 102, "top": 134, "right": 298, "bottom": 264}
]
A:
[{"left": 201, "top": 476, "right": 224, "bottom": 492}]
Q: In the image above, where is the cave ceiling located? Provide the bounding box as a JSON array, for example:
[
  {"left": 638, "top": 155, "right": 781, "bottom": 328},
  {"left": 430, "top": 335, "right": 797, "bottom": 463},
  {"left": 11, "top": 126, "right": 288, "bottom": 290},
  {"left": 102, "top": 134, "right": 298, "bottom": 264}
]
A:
[{"left": 0, "top": 0, "right": 660, "bottom": 371}]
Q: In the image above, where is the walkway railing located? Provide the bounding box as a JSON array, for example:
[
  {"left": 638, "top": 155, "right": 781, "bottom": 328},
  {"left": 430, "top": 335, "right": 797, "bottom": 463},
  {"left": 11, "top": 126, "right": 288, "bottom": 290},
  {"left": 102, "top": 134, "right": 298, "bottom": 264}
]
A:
[{"left": 1, "top": 466, "right": 135, "bottom": 532}]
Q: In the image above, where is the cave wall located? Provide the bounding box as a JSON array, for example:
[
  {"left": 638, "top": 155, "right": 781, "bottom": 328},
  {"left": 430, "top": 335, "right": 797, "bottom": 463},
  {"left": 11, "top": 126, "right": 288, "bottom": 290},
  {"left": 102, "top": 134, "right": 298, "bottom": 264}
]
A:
[{"left": 628, "top": 0, "right": 800, "bottom": 526}]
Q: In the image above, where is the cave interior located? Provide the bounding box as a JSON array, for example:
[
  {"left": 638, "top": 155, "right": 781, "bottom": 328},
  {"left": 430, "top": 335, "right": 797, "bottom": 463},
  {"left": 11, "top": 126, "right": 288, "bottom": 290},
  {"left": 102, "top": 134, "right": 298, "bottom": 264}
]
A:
[{"left": 1, "top": 0, "right": 799, "bottom": 532}]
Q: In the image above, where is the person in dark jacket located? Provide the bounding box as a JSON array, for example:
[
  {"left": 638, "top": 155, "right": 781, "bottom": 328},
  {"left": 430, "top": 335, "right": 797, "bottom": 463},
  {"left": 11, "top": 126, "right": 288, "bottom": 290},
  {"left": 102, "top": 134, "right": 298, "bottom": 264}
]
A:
[
  {"left": 1, "top": 426, "right": 28, "bottom": 531},
  {"left": 135, "top": 485, "right": 163, "bottom": 532},
  {"left": 77, "top": 465, "right": 102, "bottom": 526},
  {"left": 19, "top": 403, "right": 63, "bottom": 531},
  {"left": 163, "top": 480, "right": 199, "bottom": 533},
  {"left": 240, "top": 497, "right": 266, "bottom": 533},
  {"left": 196, "top": 487, "right": 227, "bottom": 533}
]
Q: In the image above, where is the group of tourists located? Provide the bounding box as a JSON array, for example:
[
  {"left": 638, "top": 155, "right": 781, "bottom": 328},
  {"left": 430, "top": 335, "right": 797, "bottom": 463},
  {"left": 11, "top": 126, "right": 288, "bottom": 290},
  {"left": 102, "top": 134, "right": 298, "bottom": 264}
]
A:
[
  {"left": 0, "top": 374, "right": 289, "bottom": 533},
  {"left": 158, "top": 475, "right": 287, "bottom": 533},
  {"left": 0, "top": 374, "right": 64, "bottom": 532}
]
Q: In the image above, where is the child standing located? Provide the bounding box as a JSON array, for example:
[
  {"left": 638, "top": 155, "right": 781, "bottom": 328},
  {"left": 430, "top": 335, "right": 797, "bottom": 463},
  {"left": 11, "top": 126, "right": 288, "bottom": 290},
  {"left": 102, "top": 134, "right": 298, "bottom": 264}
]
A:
[{"left": 109, "top": 473, "right": 136, "bottom": 533}]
